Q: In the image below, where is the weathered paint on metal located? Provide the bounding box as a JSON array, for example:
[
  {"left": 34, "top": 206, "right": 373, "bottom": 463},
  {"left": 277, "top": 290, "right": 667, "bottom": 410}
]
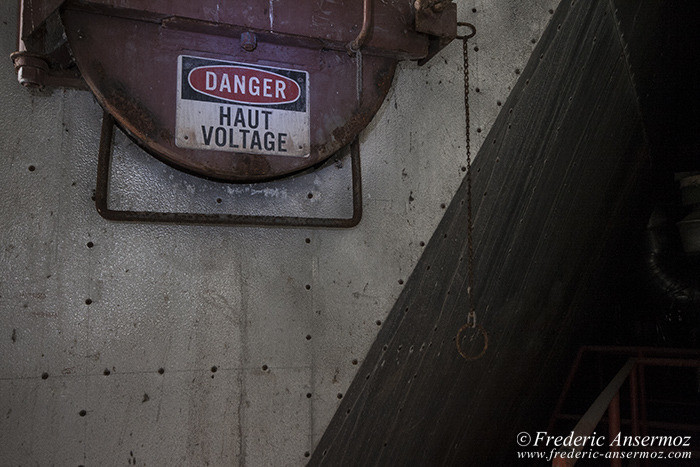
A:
[
  {"left": 16, "top": 0, "right": 458, "bottom": 181},
  {"left": 62, "top": 7, "right": 398, "bottom": 181}
]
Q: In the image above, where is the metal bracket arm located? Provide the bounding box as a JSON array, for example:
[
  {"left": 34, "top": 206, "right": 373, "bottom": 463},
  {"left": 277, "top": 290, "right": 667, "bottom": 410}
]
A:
[{"left": 95, "top": 112, "right": 363, "bottom": 228}]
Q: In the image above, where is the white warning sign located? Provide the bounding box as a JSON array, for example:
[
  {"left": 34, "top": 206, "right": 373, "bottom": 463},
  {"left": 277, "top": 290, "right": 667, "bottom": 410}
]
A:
[{"left": 176, "top": 55, "right": 310, "bottom": 157}]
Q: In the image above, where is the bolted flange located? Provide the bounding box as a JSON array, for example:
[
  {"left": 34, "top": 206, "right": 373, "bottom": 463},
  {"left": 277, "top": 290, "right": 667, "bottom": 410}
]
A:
[
  {"left": 240, "top": 32, "right": 257, "bottom": 52},
  {"left": 10, "top": 52, "right": 49, "bottom": 88}
]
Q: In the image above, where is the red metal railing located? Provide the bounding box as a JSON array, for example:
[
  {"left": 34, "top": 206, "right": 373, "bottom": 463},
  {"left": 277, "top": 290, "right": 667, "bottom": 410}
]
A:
[{"left": 549, "top": 346, "right": 700, "bottom": 466}]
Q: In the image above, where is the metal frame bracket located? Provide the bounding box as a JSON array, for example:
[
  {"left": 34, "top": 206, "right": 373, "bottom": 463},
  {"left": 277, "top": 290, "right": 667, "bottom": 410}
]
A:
[{"left": 95, "top": 112, "right": 363, "bottom": 228}]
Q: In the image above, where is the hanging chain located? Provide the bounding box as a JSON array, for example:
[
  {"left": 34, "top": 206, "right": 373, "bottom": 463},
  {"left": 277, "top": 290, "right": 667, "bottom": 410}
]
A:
[
  {"left": 455, "top": 22, "right": 488, "bottom": 362},
  {"left": 459, "top": 23, "right": 476, "bottom": 329}
]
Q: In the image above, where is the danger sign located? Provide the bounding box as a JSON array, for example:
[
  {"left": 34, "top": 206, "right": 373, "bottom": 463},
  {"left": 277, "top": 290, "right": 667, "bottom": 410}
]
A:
[{"left": 176, "top": 55, "right": 310, "bottom": 157}]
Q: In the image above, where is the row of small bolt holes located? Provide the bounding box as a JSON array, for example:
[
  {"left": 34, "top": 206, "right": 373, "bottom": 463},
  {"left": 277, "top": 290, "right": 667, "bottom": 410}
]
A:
[
  {"left": 26, "top": 3, "right": 547, "bottom": 436},
  {"left": 41, "top": 175, "right": 435, "bottom": 430},
  {"left": 42, "top": 243, "right": 456, "bottom": 455},
  {"left": 26, "top": 138, "right": 449, "bottom": 459},
  {"left": 40, "top": 361, "right": 351, "bottom": 450},
  {"left": 61, "top": 234, "right": 371, "bottom": 462},
  {"left": 319, "top": 9, "right": 560, "bottom": 457},
  {"left": 27, "top": 168, "right": 425, "bottom": 286},
  {"left": 82, "top": 238, "right": 409, "bottom": 288},
  {"left": 304, "top": 34, "right": 528, "bottom": 445},
  {"left": 22, "top": 8, "right": 554, "bottom": 461},
  {"left": 45, "top": 222, "right": 398, "bottom": 447},
  {"left": 469, "top": 6, "right": 553, "bottom": 135},
  {"left": 21, "top": 171, "right": 332, "bottom": 461},
  {"left": 325, "top": 8, "right": 561, "bottom": 456},
  {"left": 33, "top": 6, "right": 556, "bottom": 461}
]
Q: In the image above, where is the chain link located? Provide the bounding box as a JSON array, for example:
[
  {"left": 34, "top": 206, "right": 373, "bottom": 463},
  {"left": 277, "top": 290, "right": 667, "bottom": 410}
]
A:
[
  {"left": 459, "top": 23, "right": 476, "bottom": 325},
  {"left": 455, "top": 22, "right": 488, "bottom": 362}
]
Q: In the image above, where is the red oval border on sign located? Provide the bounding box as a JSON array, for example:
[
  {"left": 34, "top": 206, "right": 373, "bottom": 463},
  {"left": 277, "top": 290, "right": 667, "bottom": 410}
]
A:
[{"left": 188, "top": 65, "right": 301, "bottom": 105}]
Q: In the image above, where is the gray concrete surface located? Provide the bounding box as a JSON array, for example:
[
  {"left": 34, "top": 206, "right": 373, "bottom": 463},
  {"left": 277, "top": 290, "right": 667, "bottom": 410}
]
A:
[{"left": 0, "top": 1, "right": 558, "bottom": 464}]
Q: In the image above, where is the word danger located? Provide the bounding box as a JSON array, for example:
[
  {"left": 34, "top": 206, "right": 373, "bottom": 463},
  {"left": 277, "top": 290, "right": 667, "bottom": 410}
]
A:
[
  {"left": 188, "top": 66, "right": 300, "bottom": 105},
  {"left": 200, "top": 106, "right": 288, "bottom": 152}
]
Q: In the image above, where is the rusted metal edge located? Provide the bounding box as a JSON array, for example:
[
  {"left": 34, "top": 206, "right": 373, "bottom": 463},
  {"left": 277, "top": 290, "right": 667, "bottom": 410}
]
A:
[
  {"left": 416, "top": 4, "right": 459, "bottom": 65},
  {"left": 547, "top": 346, "right": 586, "bottom": 433},
  {"left": 95, "top": 112, "right": 362, "bottom": 228},
  {"left": 10, "top": 50, "right": 87, "bottom": 90},
  {"left": 549, "top": 346, "right": 700, "bottom": 433},
  {"left": 13, "top": 1, "right": 88, "bottom": 91},
  {"left": 159, "top": 16, "right": 422, "bottom": 62},
  {"left": 347, "top": 0, "right": 372, "bottom": 54},
  {"left": 61, "top": 1, "right": 431, "bottom": 61},
  {"left": 552, "top": 358, "right": 636, "bottom": 467}
]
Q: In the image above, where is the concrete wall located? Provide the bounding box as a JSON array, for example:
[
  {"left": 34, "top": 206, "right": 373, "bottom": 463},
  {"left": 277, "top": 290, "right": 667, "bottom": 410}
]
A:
[
  {"left": 0, "top": 1, "right": 557, "bottom": 464},
  {"left": 311, "top": 0, "right": 650, "bottom": 463}
]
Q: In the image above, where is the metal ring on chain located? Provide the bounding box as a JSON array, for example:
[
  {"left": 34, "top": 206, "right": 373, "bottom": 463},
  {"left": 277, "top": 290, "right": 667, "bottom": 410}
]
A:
[
  {"left": 456, "top": 322, "right": 488, "bottom": 361},
  {"left": 456, "top": 22, "right": 476, "bottom": 40}
]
